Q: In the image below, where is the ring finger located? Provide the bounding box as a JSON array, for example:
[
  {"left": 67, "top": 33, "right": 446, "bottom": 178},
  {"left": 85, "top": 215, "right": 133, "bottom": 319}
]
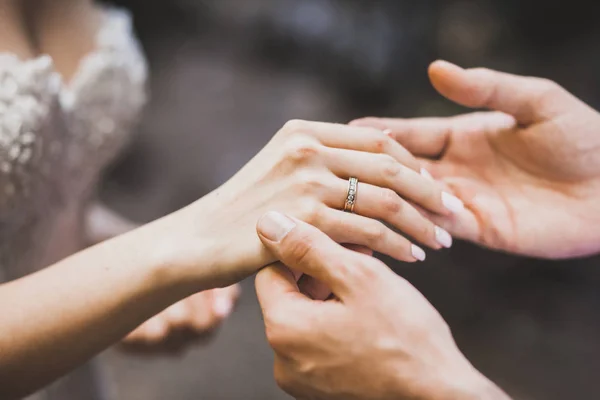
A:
[
  {"left": 324, "top": 147, "right": 464, "bottom": 216},
  {"left": 323, "top": 179, "right": 453, "bottom": 250}
]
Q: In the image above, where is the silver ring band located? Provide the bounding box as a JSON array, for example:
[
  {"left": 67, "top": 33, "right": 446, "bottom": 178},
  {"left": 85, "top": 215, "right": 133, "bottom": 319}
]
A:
[{"left": 344, "top": 177, "right": 358, "bottom": 213}]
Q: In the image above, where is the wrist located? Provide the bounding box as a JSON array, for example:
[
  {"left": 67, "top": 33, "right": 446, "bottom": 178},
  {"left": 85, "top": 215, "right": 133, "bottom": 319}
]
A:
[
  {"left": 95, "top": 220, "right": 197, "bottom": 305},
  {"left": 433, "top": 363, "right": 511, "bottom": 400},
  {"left": 131, "top": 194, "right": 259, "bottom": 293},
  {"left": 392, "top": 353, "right": 511, "bottom": 400},
  {"left": 457, "top": 372, "right": 511, "bottom": 400}
]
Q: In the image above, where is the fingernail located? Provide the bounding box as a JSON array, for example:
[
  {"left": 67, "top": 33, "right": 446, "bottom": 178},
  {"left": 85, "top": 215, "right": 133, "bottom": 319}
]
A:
[
  {"left": 257, "top": 211, "right": 296, "bottom": 242},
  {"left": 435, "top": 226, "right": 453, "bottom": 248},
  {"left": 421, "top": 168, "right": 434, "bottom": 181},
  {"left": 382, "top": 128, "right": 393, "bottom": 136},
  {"left": 411, "top": 244, "right": 426, "bottom": 262},
  {"left": 442, "top": 192, "right": 465, "bottom": 213},
  {"left": 213, "top": 296, "right": 233, "bottom": 318}
]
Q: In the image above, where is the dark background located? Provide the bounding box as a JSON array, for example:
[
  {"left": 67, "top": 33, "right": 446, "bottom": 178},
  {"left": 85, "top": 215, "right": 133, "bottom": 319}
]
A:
[{"left": 97, "top": 1, "right": 600, "bottom": 399}]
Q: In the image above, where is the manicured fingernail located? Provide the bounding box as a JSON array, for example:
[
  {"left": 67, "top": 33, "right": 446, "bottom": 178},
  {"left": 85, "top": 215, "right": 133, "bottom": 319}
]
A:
[
  {"left": 435, "top": 226, "right": 453, "bottom": 248},
  {"left": 421, "top": 168, "right": 434, "bottom": 181},
  {"left": 213, "top": 296, "right": 233, "bottom": 318},
  {"left": 411, "top": 244, "right": 426, "bottom": 262},
  {"left": 257, "top": 211, "right": 296, "bottom": 242},
  {"left": 442, "top": 192, "right": 465, "bottom": 213}
]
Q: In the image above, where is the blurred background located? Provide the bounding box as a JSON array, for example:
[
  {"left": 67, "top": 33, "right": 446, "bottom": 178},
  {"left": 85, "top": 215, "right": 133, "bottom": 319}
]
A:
[{"left": 96, "top": 0, "right": 600, "bottom": 399}]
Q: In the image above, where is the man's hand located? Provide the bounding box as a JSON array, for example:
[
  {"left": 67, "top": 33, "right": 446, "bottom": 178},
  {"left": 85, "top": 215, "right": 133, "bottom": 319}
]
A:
[
  {"left": 353, "top": 61, "right": 600, "bottom": 259},
  {"left": 121, "top": 285, "right": 239, "bottom": 354},
  {"left": 254, "top": 211, "right": 510, "bottom": 400}
]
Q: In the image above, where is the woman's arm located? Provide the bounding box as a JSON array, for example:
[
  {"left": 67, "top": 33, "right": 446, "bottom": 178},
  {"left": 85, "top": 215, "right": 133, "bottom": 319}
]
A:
[
  {"left": 0, "top": 119, "right": 460, "bottom": 398},
  {"left": 85, "top": 202, "right": 139, "bottom": 245},
  {"left": 0, "top": 218, "right": 213, "bottom": 399}
]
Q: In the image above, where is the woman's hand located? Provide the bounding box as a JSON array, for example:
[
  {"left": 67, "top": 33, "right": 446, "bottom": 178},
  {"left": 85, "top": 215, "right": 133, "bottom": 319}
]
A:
[
  {"left": 353, "top": 61, "right": 600, "bottom": 259},
  {"left": 120, "top": 285, "right": 240, "bottom": 354},
  {"left": 158, "top": 120, "right": 464, "bottom": 289}
]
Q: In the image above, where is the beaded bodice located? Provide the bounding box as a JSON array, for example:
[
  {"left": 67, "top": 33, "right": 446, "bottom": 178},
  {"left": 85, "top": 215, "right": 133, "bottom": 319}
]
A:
[{"left": 0, "top": 7, "right": 147, "bottom": 280}]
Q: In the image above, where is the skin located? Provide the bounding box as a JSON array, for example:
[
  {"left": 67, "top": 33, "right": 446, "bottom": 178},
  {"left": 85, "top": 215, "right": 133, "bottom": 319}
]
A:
[
  {"left": 2, "top": 1, "right": 459, "bottom": 379},
  {"left": 0, "top": 0, "right": 34, "bottom": 58},
  {"left": 86, "top": 203, "right": 241, "bottom": 351},
  {"left": 353, "top": 60, "right": 600, "bottom": 259},
  {"left": 255, "top": 212, "right": 512, "bottom": 400},
  {"left": 7, "top": 0, "right": 243, "bottom": 350},
  {"left": 0, "top": 118, "right": 457, "bottom": 399}
]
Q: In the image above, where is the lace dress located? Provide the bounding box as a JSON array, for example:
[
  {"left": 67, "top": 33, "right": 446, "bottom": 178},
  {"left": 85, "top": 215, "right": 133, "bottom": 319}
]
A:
[{"left": 0, "top": 7, "right": 147, "bottom": 399}]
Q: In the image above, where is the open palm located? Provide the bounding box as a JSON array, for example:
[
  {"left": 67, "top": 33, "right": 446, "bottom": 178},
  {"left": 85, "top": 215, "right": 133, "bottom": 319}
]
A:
[{"left": 354, "top": 61, "right": 600, "bottom": 259}]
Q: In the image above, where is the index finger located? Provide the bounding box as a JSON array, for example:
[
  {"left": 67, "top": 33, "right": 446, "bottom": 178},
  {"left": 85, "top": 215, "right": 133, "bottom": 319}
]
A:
[
  {"left": 351, "top": 112, "right": 515, "bottom": 158},
  {"left": 285, "top": 120, "right": 421, "bottom": 172},
  {"left": 256, "top": 212, "right": 381, "bottom": 300},
  {"left": 255, "top": 262, "right": 308, "bottom": 314}
]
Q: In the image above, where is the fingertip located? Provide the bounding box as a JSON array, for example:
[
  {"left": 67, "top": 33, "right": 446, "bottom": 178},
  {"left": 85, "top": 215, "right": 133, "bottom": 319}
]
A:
[
  {"left": 429, "top": 60, "right": 463, "bottom": 73},
  {"left": 145, "top": 317, "right": 168, "bottom": 342},
  {"left": 411, "top": 244, "right": 427, "bottom": 262},
  {"left": 213, "top": 292, "right": 234, "bottom": 319},
  {"left": 348, "top": 117, "right": 386, "bottom": 130},
  {"left": 429, "top": 60, "right": 466, "bottom": 100},
  {"left": 123, "top": 328, "right": 142, "bottom": 343},
  {"left": 165, "top": 301, "right": 191, "bottom": 327}
]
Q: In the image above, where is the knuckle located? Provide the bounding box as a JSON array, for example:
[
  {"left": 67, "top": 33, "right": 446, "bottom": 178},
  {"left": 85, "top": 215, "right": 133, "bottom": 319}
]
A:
[
  {"left": 286, "top": 231, "right": 316, "bottom": 265},
  {"left": 418, "top": 221, "right": 435, "bottom": 242},
  {"left": 372, "top": 132, "right": 391, "bottom": 153},
  {"left": 380, "top": 188, "right": 402, "bottom": 214},
  {"left": 535, "top": 77, "right": 562, "bottom": 93},
  {"left": 295, "top": 170, "right": 326, "bottom": 194},
  {"left": 283, "top": 119, "right": 310, "bottom": 135},
  {"left": 350, "top": 257, "right": 384, "bottom": 284},
  {"left": 327, "top": 258, "right": 353, "bottom": 281},
  {"left": 285, "top": 138, "right": 321, "bottom": 164},
  {"left": 297, "top": 199, "right": 323, "bottom": 225},
  {"left": 471, "top": 67, "right": 492, "bottom": 75},
  {"left": 364, "top": 221, "right": 388, "bottom": 248},
  {"left": 533, "top": 78, "right": 566, "bottom": 109},
  {"left": 380, "top": 156, "right": 402, "bottom": 181}
]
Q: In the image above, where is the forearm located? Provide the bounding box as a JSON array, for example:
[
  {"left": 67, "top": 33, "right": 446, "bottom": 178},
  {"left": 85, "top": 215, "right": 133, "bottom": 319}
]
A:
[
  {"left": 85, "top": 202, "right": 139, "bottom": 245},
  {"left": 0, "top": 221, "right": 198, "bottom": 399}
]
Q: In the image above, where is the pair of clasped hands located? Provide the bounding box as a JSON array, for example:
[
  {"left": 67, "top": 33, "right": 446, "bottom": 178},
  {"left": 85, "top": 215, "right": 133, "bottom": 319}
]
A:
[{"left": 129, "top": 60, "right": 600, "bottom": 399}]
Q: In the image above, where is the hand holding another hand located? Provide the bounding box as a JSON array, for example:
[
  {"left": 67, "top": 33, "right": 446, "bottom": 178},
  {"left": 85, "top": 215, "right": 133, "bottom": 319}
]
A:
[
  {"left": 255, "top": 212, "right": 510, "bottom": 400},
  {"left": 157, "top": 120, "right": 463, "bottom": 291}
]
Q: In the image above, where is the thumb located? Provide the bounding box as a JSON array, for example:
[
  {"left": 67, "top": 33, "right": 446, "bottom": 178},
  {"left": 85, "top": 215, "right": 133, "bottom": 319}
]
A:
[
  {"left": 429, "top": 60, "right": 571, "bottom": 125},
  {"left": 256, "top": 212, "right": 360, "bottom": 300}
]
